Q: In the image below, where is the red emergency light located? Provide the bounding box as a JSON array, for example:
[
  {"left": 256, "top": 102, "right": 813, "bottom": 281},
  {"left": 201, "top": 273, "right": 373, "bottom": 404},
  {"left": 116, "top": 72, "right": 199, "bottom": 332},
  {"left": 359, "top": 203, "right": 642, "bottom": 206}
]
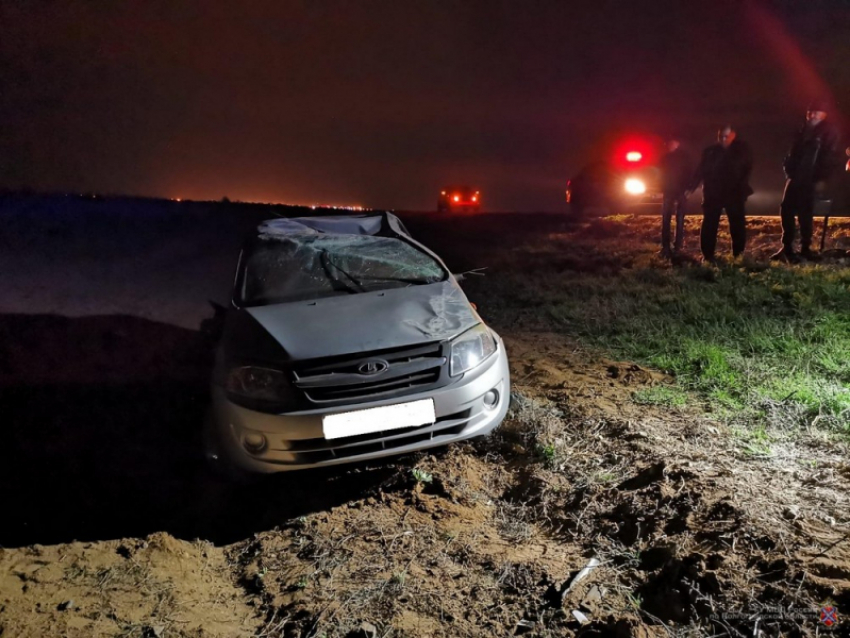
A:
[{"left": 609, "top": 133, "right": 664, "bottom": 168}]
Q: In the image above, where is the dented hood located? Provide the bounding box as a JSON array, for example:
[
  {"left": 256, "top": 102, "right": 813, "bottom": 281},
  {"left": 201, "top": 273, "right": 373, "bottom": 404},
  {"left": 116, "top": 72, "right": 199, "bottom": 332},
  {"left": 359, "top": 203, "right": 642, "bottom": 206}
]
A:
[{"left": 245, "top": 279, "right": 479, "bottom": 360}]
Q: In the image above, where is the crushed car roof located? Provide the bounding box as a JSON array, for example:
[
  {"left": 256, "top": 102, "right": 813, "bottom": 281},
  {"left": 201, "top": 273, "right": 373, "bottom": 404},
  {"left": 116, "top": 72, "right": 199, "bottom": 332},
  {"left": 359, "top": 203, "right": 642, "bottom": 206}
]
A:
[
  {"left": 234, "top": 212, "right": 479, "bottom": 358},
  {"left": 257, "top": 213, "right": 410, "bottom": 240}
]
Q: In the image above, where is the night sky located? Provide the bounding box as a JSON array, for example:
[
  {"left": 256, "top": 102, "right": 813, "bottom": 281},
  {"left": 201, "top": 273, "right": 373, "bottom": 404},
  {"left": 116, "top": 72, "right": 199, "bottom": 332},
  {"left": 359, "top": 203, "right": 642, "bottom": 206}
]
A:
[{"left": 2, "top": 0, "right": 848, "bottom": 211}]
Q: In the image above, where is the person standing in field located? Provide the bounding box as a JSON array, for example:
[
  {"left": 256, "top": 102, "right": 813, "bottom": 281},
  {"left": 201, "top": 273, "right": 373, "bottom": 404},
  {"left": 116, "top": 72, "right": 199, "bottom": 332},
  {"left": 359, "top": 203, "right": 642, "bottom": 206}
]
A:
[
  {"left": 658, "top": 134, "right": 694, "bottom": 259},
  {"left": 687, "top": 125, "right": 753, "bottom": 263},
  {"left": 830, "top": 146, "right": 850, "bottom": 220},
  {"left": 771, "top": 99, "right": 841, "bottom": 262}
]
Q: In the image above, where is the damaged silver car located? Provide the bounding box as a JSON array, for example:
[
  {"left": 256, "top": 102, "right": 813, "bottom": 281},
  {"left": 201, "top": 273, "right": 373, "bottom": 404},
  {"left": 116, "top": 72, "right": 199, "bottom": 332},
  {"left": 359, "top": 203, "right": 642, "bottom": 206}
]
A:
[{"left": 206, "top": 212, "right": 510, "bottom": 474}]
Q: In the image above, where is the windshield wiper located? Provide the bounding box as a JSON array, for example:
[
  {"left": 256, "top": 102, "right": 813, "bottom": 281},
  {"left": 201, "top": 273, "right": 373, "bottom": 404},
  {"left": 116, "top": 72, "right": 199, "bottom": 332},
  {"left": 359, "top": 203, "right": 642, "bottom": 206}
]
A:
[
  {"left": 320, "top": 250, "right": 366, "bottom": 293},
  {"left": 357, "top": 274, "right": 439, "bottom": 285}
]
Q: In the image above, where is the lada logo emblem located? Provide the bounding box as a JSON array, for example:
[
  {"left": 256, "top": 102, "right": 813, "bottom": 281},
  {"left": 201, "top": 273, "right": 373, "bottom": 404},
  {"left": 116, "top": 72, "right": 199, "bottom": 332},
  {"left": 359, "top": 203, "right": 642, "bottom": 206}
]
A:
[{"left": 358, "top": 359, "right": 389, "bottom": 375}]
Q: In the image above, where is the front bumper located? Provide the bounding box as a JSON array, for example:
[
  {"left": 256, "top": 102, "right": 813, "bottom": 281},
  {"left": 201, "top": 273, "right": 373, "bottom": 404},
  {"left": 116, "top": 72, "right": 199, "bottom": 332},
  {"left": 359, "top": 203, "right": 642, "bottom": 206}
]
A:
[{"left": 206, "top": 337, "right": 510, "bottom": 473}]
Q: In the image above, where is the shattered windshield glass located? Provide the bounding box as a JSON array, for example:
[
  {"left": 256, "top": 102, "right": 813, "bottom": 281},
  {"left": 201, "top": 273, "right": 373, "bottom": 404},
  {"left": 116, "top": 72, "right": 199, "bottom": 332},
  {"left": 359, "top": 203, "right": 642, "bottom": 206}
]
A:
[{"left": 237, "top": 234, "right": 448, "bottom": 307}]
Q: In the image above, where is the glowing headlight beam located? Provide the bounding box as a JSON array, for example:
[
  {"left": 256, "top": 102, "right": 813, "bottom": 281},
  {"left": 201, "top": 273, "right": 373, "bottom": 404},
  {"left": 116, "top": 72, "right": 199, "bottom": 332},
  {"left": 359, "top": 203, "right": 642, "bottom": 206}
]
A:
[{"left": 624, "top": 178, "right": 646, "bottom": 195}]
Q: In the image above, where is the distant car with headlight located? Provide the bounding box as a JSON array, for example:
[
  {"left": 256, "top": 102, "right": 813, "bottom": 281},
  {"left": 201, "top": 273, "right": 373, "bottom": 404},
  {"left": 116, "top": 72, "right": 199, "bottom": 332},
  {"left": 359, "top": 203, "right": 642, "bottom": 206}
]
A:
[
  {"left": 437, "top": 185, "right": 481, "bottom": 213},
  {"left": 566, "top": 137, "right": 663, "bottom": 215},
  {"left": 205, "top": 212, "right": 510, "bottom": 475}
]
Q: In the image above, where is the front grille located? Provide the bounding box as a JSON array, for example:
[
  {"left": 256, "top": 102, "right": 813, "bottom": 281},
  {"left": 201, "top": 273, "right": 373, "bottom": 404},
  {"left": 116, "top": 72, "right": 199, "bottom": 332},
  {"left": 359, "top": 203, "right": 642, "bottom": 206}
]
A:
[
  {"left": 292, "top": 341, "right": 448, "bottom": 404},
  {"left": 283, "top": 409, "right": 471, "bottom": 464}
]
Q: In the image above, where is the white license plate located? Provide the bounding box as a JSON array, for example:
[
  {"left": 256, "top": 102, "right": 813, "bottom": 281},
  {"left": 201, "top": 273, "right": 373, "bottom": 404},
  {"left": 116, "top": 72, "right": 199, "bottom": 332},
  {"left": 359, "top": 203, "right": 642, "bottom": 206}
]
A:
[{"left": 322, "top": 399, "right": 436, "bottom": 440}]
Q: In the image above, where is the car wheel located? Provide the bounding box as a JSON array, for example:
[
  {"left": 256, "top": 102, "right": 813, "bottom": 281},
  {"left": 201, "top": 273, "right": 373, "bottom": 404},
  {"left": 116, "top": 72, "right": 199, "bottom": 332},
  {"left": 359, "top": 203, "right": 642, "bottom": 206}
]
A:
[
  {"left": 569, "top": 196, "right": 589, "bottom": 218},
  {"left": 571, "top": 194, "right": 611, "bottom": 218}
]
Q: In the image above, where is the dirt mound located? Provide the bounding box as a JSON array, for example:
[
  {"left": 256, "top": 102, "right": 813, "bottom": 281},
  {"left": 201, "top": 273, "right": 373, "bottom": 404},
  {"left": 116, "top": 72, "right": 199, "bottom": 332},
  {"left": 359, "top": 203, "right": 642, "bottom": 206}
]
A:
[
  {"left": 0, "top": 533, "right": 260, "bottom": 637},
  {"left": 225, "top": 452, "right": 584, "bottom": 637}
]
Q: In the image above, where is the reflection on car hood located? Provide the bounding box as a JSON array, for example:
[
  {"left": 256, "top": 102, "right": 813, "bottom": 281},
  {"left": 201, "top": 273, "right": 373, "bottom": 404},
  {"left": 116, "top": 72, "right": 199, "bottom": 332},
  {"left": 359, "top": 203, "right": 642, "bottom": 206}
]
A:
[{"left": 245, "top": 279, "right": 479, "bottom": 360}]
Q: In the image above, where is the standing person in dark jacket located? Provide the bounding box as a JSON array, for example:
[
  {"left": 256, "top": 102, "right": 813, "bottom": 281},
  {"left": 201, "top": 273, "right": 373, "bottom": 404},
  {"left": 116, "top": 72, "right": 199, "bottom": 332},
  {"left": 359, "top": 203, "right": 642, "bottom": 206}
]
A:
[
  {"left": 658, "top": 135, "right": 694, "bottom": 258},
  {"left": 772, "top": 100, "right": 841, "bottom": 262},
  {"left": 831, "top": 147, "right": 850, "bottom": 220},
  {"left": 688, "top": 125, "right": 753, "bottom": 263}
]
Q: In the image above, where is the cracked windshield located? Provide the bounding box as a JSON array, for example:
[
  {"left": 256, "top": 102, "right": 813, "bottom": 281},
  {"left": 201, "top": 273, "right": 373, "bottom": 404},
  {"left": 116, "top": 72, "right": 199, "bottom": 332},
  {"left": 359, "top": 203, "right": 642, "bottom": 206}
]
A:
[{"left": 239, "top": 234, "right": 447, "bottom": 306}]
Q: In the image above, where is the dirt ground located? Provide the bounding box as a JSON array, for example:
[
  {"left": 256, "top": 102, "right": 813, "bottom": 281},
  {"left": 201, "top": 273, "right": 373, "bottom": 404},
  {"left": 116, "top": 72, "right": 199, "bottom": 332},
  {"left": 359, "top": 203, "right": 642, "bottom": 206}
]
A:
[{"left": 1, "top": 196, "right": 849, "bottom": 637}]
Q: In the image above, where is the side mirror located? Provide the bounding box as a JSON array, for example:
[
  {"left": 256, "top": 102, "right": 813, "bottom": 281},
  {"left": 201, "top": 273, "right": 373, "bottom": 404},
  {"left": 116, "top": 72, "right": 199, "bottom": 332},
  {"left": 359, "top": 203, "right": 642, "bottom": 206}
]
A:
[{"left": 454, "top": 268, "right": 488, "bottom": 282}]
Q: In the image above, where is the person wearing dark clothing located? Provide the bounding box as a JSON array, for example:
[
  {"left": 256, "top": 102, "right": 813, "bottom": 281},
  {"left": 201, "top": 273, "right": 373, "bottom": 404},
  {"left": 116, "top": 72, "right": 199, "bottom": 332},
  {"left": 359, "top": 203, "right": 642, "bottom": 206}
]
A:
[
  {"left": 688, "top": 125, "right": 753, "bottom": 262},
  {"left": 831, "top": 147, "right": 850, "bottom": 219},
  {"left": 658, "top": 136, "right": 694, "bottom": 258},
  {"left": 773, "top": 100, "right": 841, "bottom": 262}
]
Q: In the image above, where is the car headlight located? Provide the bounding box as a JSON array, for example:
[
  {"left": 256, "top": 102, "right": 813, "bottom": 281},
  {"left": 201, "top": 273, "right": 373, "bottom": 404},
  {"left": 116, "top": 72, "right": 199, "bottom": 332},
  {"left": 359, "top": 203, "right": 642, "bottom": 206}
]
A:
[
  {"left": 624, "top": 178, "right": 646, "bottom": 195},
  {"left": 225, "top": 365, "right": 298, "bottom": 408},
  {"left": 450, "top": 324, "right": 497, "bottom": 376}
]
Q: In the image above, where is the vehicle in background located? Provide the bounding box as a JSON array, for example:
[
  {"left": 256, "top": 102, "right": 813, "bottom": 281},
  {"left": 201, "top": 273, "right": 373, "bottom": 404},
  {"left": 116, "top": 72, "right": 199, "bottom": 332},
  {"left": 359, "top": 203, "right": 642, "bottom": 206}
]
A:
[
  {"left": 566, "top": 136, "right": 663, "bottom": 216},
  {"left": 206, "top": 212, "right": 510, "bottom": 476},
  {"left": 438, "top": 186, "right": 481, "bottom": 213}
]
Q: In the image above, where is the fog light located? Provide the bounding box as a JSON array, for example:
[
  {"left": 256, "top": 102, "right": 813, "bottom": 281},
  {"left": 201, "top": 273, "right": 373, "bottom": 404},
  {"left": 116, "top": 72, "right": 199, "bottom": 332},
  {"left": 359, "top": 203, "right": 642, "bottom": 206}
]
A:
[
  {"left": 483, "top": 390, "right": 499, "bottom": 408},
  {"left": 243, "top": 432, "right": 267, "bottom": 454}
]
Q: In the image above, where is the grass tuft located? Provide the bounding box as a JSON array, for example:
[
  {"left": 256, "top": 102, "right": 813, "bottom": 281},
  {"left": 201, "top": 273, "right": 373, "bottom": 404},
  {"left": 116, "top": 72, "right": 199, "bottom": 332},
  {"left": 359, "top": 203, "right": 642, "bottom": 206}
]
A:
[{"left": 632, "top": 386, "right": 689, "bottom": 407}]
